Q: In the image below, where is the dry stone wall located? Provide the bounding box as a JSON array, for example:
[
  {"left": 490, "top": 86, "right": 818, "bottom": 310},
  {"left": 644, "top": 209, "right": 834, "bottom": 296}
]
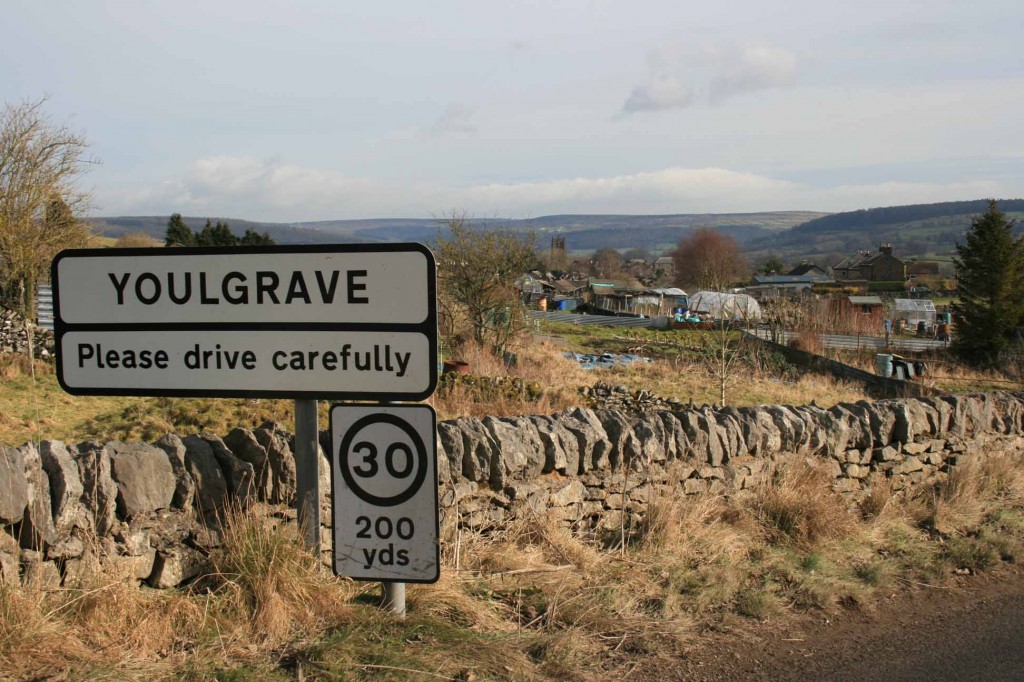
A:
[{"left": 3, "top": 393, "right": 1024, "bottom": 590}]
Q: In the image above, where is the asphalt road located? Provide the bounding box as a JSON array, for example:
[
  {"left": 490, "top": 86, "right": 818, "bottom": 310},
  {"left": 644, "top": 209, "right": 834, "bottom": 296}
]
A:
[{"left": 668, "top": 573, "right": 1024, "bottom": 682}]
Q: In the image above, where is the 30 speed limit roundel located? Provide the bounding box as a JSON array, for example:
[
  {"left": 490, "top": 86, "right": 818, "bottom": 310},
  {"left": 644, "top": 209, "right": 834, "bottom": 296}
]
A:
[
  {"left": 338, "top": 413, "right": 428, "bottom": 507},
  {"left": 330, "top": 404, "right": 439, "bottom": 583}
]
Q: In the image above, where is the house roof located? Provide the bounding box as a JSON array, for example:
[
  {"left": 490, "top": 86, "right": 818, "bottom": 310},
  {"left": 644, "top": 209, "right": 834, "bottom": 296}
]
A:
[
  {"left": 647, "top": 287, "right": 687, "bottom": 297},
  {"left": 848, "top": 295, "right": 883, "bottom": 305},
  {"left": 788, "top": 263, "right": 826, "bottom": 277},
  {"left": 753, "top": 275, "right": 831, "bottom": 285},
  {"left": 654, "top": 256, "right": 674, "bottom": 266}
]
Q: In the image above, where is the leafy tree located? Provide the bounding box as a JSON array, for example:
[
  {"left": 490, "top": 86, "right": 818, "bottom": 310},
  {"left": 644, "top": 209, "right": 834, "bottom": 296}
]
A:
[
  {"left": 951, "top": 200, "right": 1024, "bottom": 363},
  {"left": 0, "top": 97, "right": 94, "bottom": 318},
  {"left": 671, "top": 227, "right": 749, "bottom": 291},
  {"left": 758, "top": 254, "right": 785, "bottom": 275},
  {"left": 434, "top": 212, "right": 539, "bottom": 354},
  {"left": 165, "top": 213, "right": 195, "bottom": 246}
]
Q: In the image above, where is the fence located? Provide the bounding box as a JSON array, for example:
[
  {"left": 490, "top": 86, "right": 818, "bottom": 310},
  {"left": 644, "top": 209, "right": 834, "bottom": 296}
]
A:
[
  {"left": 528, "top": 309, "right": 660, "bottom": 329},
  {"left": 35, "top": 284, "right": 53, "bottom": 331},
  {"left": 748, "top": 327, "right": 948, "bottom": 353},
  {"left": 742, "top": 331, "right": 945, "bottom": 399}
]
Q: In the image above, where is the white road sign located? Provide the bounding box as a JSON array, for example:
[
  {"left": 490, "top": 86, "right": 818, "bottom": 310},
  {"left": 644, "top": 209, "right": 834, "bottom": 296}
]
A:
[
  {"left": 51, "top": 244, "right": 437, "bottom": 400},
  {"left": 330, "top": 404, "right": 439, "bottom": 583}
]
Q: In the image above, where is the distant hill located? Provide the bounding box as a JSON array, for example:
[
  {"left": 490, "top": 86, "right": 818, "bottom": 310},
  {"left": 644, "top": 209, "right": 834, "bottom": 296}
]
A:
[
  {"left": 88, "top": 211, "right": 823, "bottom": 253},
  {"left": 86, "top": 216, "right": 357, "bottom": 245},
  {"left": 746, "top": 199, "right": 1024, "bottom": 266}
]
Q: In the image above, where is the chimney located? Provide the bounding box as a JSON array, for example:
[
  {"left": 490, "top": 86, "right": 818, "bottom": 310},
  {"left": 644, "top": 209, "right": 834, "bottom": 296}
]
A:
[{"left": 879, "top": 243, "right": 893, "bottom": 255}]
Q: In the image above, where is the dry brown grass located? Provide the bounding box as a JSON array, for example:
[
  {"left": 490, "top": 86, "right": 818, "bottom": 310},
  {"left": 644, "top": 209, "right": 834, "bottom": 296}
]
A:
[{"left": 749, "top": 461, "right": 860, "bottom": 548}]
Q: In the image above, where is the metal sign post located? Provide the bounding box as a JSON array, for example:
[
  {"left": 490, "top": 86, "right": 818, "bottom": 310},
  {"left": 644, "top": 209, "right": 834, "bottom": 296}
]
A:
[{"left": 294, "top": 399, "right": 320, "bottom": 552}]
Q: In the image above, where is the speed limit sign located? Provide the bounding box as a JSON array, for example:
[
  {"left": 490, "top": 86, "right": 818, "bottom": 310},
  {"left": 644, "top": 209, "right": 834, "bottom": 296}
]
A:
[{"left": 330, "top": 404, "right": 439, "bottom": 583}]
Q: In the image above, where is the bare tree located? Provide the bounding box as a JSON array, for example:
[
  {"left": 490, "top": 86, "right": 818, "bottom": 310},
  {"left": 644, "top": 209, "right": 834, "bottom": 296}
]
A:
[
  {"left": 434, "top": 212, "right": 539, "bottom": 356},
  {"left": 0, "top": 97, "right": 94, "bottom": 316},
  {"left": 0, "top": 97, "right": 95, "bottom": 370},
  {"left": 697, "top": 294, "right": 758, "bottom": 407},
  {"left": 671, "top": 227, "right": 749, "bottom": 291}
]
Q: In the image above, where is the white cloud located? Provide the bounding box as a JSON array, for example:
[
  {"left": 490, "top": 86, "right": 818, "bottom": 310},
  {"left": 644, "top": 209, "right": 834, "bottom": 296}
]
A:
[
  {"left": 621, "top": 42, "right": 797, "bottom": 114},
  {"left": 426, "top": 103, "right": 477, "bottom": 137},
  {"left": 96, "top": 156, "right": 1016, "bottom": 221}
]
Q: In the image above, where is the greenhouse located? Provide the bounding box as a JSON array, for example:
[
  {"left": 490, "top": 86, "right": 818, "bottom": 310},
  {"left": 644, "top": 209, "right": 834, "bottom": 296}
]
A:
[
  {"left": 893, "top": 298, "right": 936, "bottom": 328},
  {"left": 688, "top": 291, "right": 762, "bottom": 321}
]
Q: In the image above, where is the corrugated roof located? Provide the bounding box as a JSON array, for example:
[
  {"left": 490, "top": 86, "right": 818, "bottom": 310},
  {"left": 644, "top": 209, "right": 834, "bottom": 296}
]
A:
[{"left": 848, "top": 295, "right": 883, "bottom": 305}]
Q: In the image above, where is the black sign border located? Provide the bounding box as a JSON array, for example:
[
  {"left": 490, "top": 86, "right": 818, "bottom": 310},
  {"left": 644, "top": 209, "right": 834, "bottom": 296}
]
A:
[
  {"left": 51, "top": 243, "right": 438, "bottom": 401},
  {"left": 329, "top": 403, "right": 440, "bottom": 584}
]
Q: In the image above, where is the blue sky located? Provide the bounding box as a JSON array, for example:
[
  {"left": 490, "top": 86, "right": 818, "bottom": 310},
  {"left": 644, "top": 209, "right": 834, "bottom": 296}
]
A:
[{"left": 4, "top": 0, "right": 1022, "bottom": 221}]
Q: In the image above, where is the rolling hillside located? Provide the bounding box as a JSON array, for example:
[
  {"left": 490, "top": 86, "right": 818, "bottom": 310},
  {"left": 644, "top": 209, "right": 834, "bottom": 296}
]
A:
[
  {"left": 746, "top": 199, "right": 1024, "bottom": 266},
  {"left": 87, "top": 211, "right": 824, "bottom": 252}
]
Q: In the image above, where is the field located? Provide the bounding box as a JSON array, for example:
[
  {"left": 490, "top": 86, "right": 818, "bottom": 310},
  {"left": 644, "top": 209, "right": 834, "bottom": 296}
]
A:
[{"left": 0, "top": 325, "right": 871, "bottom": 447}]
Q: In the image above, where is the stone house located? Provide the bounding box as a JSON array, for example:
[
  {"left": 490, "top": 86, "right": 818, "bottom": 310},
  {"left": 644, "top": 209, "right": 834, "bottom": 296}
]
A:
[{"left": 831, "top": 244, "right": 906, "bottom": 283}]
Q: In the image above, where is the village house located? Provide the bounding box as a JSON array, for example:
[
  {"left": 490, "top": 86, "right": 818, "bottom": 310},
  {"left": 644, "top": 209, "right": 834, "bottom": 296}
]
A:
[{"left": 831, "top": 244, "right": 906, "bottom": 283}]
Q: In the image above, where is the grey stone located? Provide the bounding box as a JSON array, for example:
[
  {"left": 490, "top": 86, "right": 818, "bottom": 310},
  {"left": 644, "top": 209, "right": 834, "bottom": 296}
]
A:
[
  {"left": 562, "top": 408, "right": 611, "bottom": 472},
  {"left": 154, "top": 434, "right": 196, "bottom": 510},
  {"left": 549, "top": 480, "right": 586, "bottom": 507},
  {"left": 148, "top": 546, "right": 210, "bottom": 588},
  {"left": 181, "top": 435, "right": 229, "bottom": 514},
  {"left": 39, "top": 440, "right": 89, "bottom": 533},
  {"left": 873, "top": 446, "right": 900, "bottom": 462},
  {"left": 483, "top": 416, "right": 545, "bottom": 486},
  {"left": 454, "top": 417, "right": 496, "bottom": 483},
  {"left": 224, "top": 429, "right": 271, "bottom": 500},
  {"left": 107, "top": 441, "right": 176, "bottom": 519},
  {"left": 253, "top": 424, "right": 297, "bottom": 505},
  {"left": 0, "top": 551, "right": 17, "bottom": 586},
  {"left": 75, "top": 441, "right": 119, "bottom": 536},
  {"left": 598, "top": 410, "right": 641, "bottom": 470},
  {"left": 22, "top": 560, "right": 62, "bottom": 590},
  {"left": 202, "top": 432, "right": 255, "bottom": 504},
  {"left": 0, "top": 445, "right": 29, "bottom": 524},
  {"left": 437, "top": 421, "right": 465, "bottom": 484},
  {"left": 529, "top": 415, "right": 571, "bottom": 474},
  {"left": 893, "top": 457, "right": 925, "bottom": 475},
  {"left": 15, "top": 443, "right": 57, "bottom": 549}
]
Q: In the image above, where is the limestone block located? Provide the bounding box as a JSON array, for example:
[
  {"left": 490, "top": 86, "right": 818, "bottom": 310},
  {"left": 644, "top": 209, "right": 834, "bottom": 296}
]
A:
[
  {"left": 22, "top": 560, "right": 62, "bottom": 590},
  {"left": 202, "top": 432, "right": 255, "bottom": 504},
  {"left": 107, "top": 442, "right": 176, "bottom": 519},
  {"left": 873, "top": 446, "right": 900, "bottom": 462},
  {"left": 529, "top": 415, "right": 570, "bottom": 474},
  {"left": 223, "top": 428, "right": 271, "bottom": 500},
  {"left": 892, "top": 457, "right": 925, "bottom": 476},
  {"left": 843, "top": 464, "right": 871, "bottom": 479},
  {"left": 148, "top": 547, "right": 210, "bottom": 588},
  {"left": 0, "top": 446, "right": 29, "bottom": 524},
  {"left": 40, "top": 441, "right": 90, "bottom": 533},
  {"left": 253, "top": 424, "right": 297, "bottom": 505},
  {"left": 549, "top": 480, "right": 586, "bottom": 507},
  {"left": 683, "top": 478, "right": 708, "bottom": 494},
  {"left": 903, "top": 442, "right": 929, "bottom": 455},
  {"left": 153, "top": 434, "right": 196, "bottom": 510},
  {"left": 483, "top": 416, "right": 545, "bottom": 486},
  {"left": 181, "top": 436, "right": 229, "bottom": 514},
  {"left": 75, "top": 441, "right": 120, "bottom": 536},
  {"left": 436, "top": 421, "right": 465, "bottom": 484},
  {"left": 18, "top": 443, "right": 56, "bottom": 549}
]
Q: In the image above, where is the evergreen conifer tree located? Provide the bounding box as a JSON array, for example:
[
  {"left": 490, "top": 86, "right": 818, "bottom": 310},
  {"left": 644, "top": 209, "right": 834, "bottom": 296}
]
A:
[
  {"left": 165, "top": 213, "right": 195, "bottom": 246},
  {"left": 951, "top": 200, "right": 1024, "bottom": 363}
]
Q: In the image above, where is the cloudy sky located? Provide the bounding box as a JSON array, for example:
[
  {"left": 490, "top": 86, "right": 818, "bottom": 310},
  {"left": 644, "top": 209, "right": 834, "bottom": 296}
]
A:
[{"left": 4, "top": 1, "right": 1022, "bottom": 221}]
